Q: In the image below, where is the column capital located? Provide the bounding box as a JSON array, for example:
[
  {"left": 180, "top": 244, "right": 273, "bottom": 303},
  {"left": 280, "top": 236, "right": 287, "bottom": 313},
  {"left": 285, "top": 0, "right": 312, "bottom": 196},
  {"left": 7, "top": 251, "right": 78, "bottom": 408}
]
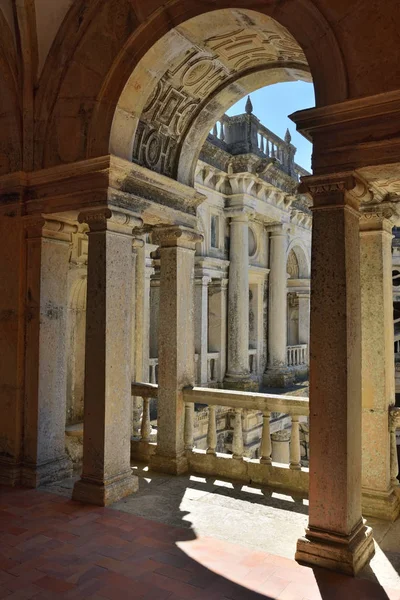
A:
[
  {"left": 266, "top": 223, "right": 290, "bottom": 236},
  {"left": 300, "top": 172, "right": 372, "bottom": 212},
  {"left": 24, "top": 216, "right": 78, "bottom": 242},
  {"left": 225, "top": 206, "right": 254, "bottom": 222},
  {"left": 360, "top": 201, "right": 400, "bottom": 233},
  {"left": 78, "top": 207, "right": 143, "bottom": 235},
  {"left": 152, "top": 225, "right": 203, "bottom": 249},
  {"left": 194, "top": 275, "right": 211, "bottom": 287}
]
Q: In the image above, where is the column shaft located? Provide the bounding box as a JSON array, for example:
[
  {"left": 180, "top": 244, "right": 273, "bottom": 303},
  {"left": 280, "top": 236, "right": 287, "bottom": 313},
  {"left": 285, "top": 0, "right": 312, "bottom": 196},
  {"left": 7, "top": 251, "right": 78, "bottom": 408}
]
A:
[
  {"left": 150, "top": 226, "right": 201, "bottom": 475},
  {"left": 264, "top": 225, "right": 291, "bottom": 387},
  {"left": 360, "top": 207, "right": 400, "bottom": 520},
  {"left": 73, "top": 208, "right": 141, "bottom": 505},
  {"left": 296, "top": 174, "right": 374, "bottom": 576},
  {"left": 208, "top": 279, "right": 228, "bottom": 383},
  {"left": 224, "top": 211, "right": 256, "bottom": 390},
  {"left": 298, "top": 292, "right": 310, "bottom": 363}
]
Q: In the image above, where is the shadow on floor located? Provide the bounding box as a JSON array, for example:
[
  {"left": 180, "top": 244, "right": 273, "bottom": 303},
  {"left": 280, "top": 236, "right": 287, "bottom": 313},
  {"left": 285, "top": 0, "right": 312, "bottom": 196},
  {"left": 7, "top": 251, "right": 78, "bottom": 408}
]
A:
[{"left": 29, "top": 466, "right": 400, "bottom": 598}]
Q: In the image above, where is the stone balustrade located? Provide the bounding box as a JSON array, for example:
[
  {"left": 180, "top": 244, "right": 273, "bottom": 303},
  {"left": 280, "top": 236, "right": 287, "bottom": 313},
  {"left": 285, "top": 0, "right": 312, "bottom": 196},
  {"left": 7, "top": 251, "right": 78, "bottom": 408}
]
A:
[
  {"left": 149, "top": 354, "right": 221, "bottom": 386},
  {"left": 287, "top": 344, "right": 308, "bottom": 367},
  {"left": 131, "top": 381, "right": 309, "bottom": 493}
]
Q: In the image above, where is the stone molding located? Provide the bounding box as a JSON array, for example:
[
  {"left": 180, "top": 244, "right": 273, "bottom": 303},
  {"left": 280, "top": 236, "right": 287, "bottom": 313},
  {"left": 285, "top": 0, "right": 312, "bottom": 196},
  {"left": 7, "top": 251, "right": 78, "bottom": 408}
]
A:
[
  {"left": 152, "top": 225, "right": 203, "bottom": 249},
  {"left": 78, "top": 207, "right": 143, "bottom": 235},
  {"left": 24, "top": 215, "right": 78, "bottom": 242},
  {"left": 360, "top": 201, "right": 400, "bottom": 233},
  {"left": 266, "top": 223, "right": 290, "bottom": 237},
  {"left": 299, "top": 172, "right": 372, "bottom": 212}
]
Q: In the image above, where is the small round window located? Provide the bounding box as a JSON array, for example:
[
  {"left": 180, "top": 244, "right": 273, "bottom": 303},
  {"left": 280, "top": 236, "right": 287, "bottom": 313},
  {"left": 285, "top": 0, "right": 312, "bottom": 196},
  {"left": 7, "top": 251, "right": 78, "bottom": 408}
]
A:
[{"left": 248, "top": 227, "right": 257, "bottom": 257}]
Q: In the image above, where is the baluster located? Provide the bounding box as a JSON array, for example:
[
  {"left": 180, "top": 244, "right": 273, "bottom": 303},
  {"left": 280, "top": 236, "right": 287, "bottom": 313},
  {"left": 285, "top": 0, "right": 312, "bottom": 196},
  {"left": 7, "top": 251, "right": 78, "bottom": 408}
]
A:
[
  {"left": 141, "top": 398, "right": 151, "bottom": 442},
  {"left": 290, "top": 415, "right": 301, "bottom": 470},
  {"left": 132, "top": 397, "right": 142, "bottom": 438},
  {"left": 295, "top": 348, "right": 299, "bottom": 366},
  {"left": 266, "top": 139, "right": 270, "bottom": 157},
  {"left": 260, "top": 410, "right": 272, "bottom": 464},
  {"left": 184, "top": 402, "right": 194, "bottom": 451},
  {"left": 232, "top": 408, "right": 244, "bottom": 459},
  {"left": 390, "top": 410, "right": 399, "bottom": 486},
  {"left": 220, "top": 122, "right": 225, "bottom": 141},
  {"left": 207, "top": 358, "right": 212, "bottom": 383},
  {"left": 207, "top": 405, "right": 217, "bottom": 455},
  {"left": 271, "top": 144, "right": 275, "bottom": 158},
  {"left": 260, "top": 135, "right": 264, "bottom": 153},
  {"left": 213, "top": 123, "right": 218, "bottom": 137}
]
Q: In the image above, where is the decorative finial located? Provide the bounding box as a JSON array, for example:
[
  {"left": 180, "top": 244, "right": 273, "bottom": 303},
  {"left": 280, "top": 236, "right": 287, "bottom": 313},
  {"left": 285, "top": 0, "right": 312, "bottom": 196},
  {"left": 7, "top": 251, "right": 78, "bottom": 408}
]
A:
[
  {"left": 245, "top": 95, "right": 253, "bottom": 114},
  {"left": 285, "top": 128, "right": 292, "bottom": 144}
]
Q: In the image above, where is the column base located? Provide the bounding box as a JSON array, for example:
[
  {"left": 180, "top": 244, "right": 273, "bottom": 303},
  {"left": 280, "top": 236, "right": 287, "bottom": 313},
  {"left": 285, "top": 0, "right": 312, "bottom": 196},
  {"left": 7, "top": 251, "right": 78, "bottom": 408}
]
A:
[
  {"left": 150, "top": 452, "right": 188, "bottom": 475},
  {"left": 362, "top": 487, "right": 400, "bottom": 521},
  {"left": 0, "top": 458, "right": 22, "bottom": 486},
  {"left": 223, "top": 374, "right": 259, "bottom": 392},
  {"left": 72, "top": 470, "right": 138, "bottom": 506},
  {"left": 263, "top": 368, "right": 294, "bottom": 389},
  {"left": 21, "top": 455, "right": 73, "bottom": 488},
  {"left": 296, "top": 519, "right": 375, "bottom": 576}
]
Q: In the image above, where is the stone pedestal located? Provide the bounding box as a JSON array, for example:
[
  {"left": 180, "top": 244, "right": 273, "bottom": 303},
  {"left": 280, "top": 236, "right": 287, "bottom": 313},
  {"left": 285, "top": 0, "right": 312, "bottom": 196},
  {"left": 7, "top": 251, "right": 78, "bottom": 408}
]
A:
[
  {"left": 73, "top": 208, "right": 141, "bottom": 506},
  {"left": 264, "top": 224, "right": 293, "bottom": 388},
  {"left": 295, "top": 174, "right": 374, "bottom": 576},
  {"left": 195, "top": 275, "right": 211, "bottom": 386},
  {"left": 224, "top": 208, "right": 256, "bottom": 391},
  {"left": 271, "top": 430, "right": 290, "bottom": 464},
  {"left": 23, "top": 217, "right": 75, "bottom": 487},
  {"left": 150, "top": 226, "right": 201, "bottom": 475},
  {"left": 360, "top": 205, "right": 400, "bottom": 520}
]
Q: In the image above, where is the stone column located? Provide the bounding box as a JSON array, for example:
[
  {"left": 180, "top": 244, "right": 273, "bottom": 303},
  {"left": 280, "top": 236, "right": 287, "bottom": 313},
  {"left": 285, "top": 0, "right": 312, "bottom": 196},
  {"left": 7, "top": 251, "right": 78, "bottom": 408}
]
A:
[
  {"left": 296, "top": 174, "right": 374, "bottom": 575},
  {"left": 150, "top": 226, "right": 201, "bottom": 475},
  {"left": 264, "top": 224, "right": 292, "bottom": 387},
  {"left": 195, "top": 275, "right": 211, "bottom": 386},
  {"left": 73, "top": 208, "right": 142, "bottom": 506},
  {"left": 224, "top": 208, "right": 256, "bottom": 390},
  {"left": 23, "top": 217, "right": 75, "bottom": 486},
  {"left": 208, "top": 278, "right": 228, "bottom": 383},
  {"left": 360, "top": 203, "right": 400, "bottom": 520},
  {"left": 298, "top": 292, "right": 310, "bottom": 362}
]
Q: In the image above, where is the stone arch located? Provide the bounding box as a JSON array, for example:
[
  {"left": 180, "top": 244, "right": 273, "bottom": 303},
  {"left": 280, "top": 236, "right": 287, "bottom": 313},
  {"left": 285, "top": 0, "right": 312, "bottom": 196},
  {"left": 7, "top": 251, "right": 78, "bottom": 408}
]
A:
[
  {"left": 286, "top": 240, "right": 310, "bottom": 279},
  {"left": 66, "top": 273, "right": 87, "bottom": 426},
  {"left": 36, "top": 0, "right": 349, "bottom": 169}
]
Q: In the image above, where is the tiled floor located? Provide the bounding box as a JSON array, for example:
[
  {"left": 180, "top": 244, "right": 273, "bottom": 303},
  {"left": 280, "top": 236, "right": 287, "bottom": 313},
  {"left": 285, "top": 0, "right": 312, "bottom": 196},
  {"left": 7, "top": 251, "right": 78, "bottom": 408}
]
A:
[{"left": 0, "top": 485, "right": 400, "bottom": 599}]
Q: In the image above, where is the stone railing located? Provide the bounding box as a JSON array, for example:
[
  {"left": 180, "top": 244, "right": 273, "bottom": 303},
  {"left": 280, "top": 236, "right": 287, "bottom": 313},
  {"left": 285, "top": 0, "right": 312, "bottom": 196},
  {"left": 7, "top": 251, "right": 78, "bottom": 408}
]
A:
[
  {"left": 184, "top": 387, "right": 309, "bottom": 493},
  {"left": 130, "top": 382, "right": 158, "bottom": 461},
  {"left": 131, "top": 382, "right": 309, "bottom": 492},
  {"left": 248, "top": 349, "right": 257, "bottom": 374},
  {"left": 287, "top": 344, "right": 308, "bottom": 367},
  {"left": 256, "top": 123, "right": 288, "bottom": 166},
  {"left": 149, "top": 354, "right": 220, "bottom": 387}
]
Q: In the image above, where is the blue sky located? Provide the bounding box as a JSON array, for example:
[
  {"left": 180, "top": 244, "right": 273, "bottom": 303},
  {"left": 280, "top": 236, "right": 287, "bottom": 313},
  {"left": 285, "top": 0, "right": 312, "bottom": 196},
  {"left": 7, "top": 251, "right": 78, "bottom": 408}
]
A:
[{"left": 226, "top": 81, "right": 315, "bottom": 172}]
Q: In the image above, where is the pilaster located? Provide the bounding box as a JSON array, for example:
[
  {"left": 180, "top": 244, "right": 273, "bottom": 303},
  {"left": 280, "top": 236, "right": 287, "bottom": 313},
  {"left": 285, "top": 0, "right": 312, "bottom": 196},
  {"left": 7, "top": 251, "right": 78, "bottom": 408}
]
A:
[{"left": 194, "top": 275, "right": 211, "bottom": 386}]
